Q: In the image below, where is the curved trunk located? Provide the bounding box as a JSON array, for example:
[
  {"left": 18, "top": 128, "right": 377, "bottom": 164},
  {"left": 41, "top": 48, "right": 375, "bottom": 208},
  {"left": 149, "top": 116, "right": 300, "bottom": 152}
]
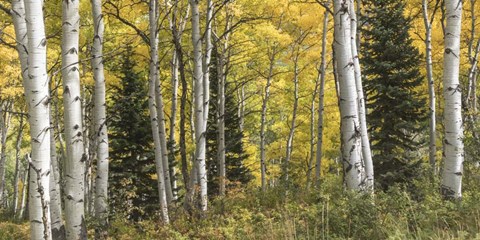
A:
[
  {"left": 349, "top": 0, "right": 373, "bottom": 191},
  {"left": 333, "top": 0, "right": 365, "bottom": 190}
]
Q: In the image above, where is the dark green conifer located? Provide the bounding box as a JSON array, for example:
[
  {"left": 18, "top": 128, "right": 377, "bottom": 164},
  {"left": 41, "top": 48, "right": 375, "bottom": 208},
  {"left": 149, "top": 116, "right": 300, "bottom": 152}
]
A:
[{"left": 360, "top": 0, "right": 428, "bottom": 190}]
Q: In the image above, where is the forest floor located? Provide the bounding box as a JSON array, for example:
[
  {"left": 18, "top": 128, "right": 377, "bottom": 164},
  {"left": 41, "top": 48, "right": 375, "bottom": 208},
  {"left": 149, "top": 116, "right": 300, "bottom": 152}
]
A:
[{"left": 2, "top": 174, "right": 480, "bottom": 239}]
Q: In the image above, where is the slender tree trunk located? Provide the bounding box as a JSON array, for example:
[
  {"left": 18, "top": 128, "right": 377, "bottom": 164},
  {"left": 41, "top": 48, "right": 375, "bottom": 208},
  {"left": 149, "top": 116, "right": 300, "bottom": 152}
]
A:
[
  {"left": 170, "top": 0, "right": 190, "bottom": 193},
  {"left": 306, "top": 67, "right": 320, "bottom": 189},
  {"left": 441, "top": 0, "right": 464, "bottom": 199},
  {"left": 49, "top": 118, "right": 65, "bottom": 240},
  {"left": 217, "top": 45, "right": 226, "bottom": 196},
  {"left": 333, "top": 0, "right": 366, "bottom": 190},
  {"left": 11, "top": 0, "right": 29, "bottom": 221},
  {"left": 467, "top": 0, "right": 478, "bottom": 112},
  {"left": 260, "top": 52, "right": 276, "bottom": 192},
  {"left": 62, "top": 0, "right": 87, "bottom": 236},
  {"left": 423, "top": 0, "right": 438, "bottom": 174},
  {"left": 169, "top": 51, "right": 179, "bottom": 199},
  {"left": 19, "top": 161, "right": 29, "bottom": 220},
  {"left": 189, "top": 0, "right": 211, "bottom": 212},
  {"left": 284, "top": 56, "right": 299, "bottom": 182},
  {"left": 349, "top": 0, "right": 373, "bottom": 191},
  {"left": 23, "top": 0, "right": 53, "bottom": 236},
  {"left": 13, "top": 114, "right": 25, "bottom": 217},
  {"left": 148, "top": 0, "right": 170, "bottom": 223},
  {"left": 155, "top": 74, "right": 174, "bottom": 203},
  {"left": 91, "top": 0, "right": 110, "bottom": 236},
  {"left": 0, "top": 101, "right": 12, "bottom": 204},
  {"left": 315, "top": 10, "right": 329, "bottom": 187},
  {"left": 237, "top": 85, "right": 245, "bottom": 132}
]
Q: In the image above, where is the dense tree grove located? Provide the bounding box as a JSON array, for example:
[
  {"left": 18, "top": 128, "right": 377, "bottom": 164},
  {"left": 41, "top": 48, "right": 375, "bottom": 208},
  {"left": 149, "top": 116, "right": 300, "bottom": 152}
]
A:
[{"left": 0, "top": 0, "right": 480, "bottom": 238}]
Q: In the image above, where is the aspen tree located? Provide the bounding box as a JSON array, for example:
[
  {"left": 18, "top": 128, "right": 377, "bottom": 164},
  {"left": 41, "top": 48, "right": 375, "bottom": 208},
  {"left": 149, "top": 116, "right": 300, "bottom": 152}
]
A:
[
  {"left": 333, "top": 0, "right": 366, "bottom": 190},
  {"left": 441, "top": 0, "right": 464, "bottom": 199}
]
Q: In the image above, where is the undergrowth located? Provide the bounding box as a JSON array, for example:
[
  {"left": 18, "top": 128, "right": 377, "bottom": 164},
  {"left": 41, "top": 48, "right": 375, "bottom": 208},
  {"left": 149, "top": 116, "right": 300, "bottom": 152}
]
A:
[{"left": 3, "top": 174, "right": 480, "bottom": 239}]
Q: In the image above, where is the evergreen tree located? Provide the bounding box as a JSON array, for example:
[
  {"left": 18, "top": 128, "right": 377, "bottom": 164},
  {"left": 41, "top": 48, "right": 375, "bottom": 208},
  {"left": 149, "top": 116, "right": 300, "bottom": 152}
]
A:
[
  {"left": 360, "top": 0, "right": 428, "bottom": 190},
  {"left": 206, "top": 49, "right": 252, "bottom": 196},
  {"left": 108, "top": 47, "right": 158, "bottom": 221}
]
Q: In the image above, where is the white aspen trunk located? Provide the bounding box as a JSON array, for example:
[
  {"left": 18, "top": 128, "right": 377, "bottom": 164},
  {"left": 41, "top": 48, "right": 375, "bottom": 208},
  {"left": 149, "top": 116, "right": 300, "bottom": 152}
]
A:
[
  {"left": 155, "top": 75, "right": 174, "bottom": 203},
  {"left": 61, "top": 0, "right": 87, "bottom": 236},
  {"left": 284, "top": 55, "right": 299, "bottom": 182},
  {"left": 190, "top": 0, "right": 208, "bottom": 212},
  {"left": 10, "top": 0, "right": 29, "bottom": 213},
  {"left": 422, "top": 0, "right": 438, "bottom": 174},
  {"left": 315, "top": 10, "right": 329, "bottom": 186},
  {"left": 13, "top": 114, "right": 25, "bottom": 216},
  {"left": 349, "top": 0, "right": 373, "bottom": 191},
  {"left": 333, "top": 0, "right": 365, "bottom": 190},
  {"left": 23, "top": 0, "right": 53, "bottom": 236},
  {"left": 91, "top": 0, "right": 109, "bottom": 236},
  {"left": 441, "top": 0, "right": 464, "bottom": 199},
  {"left": 149, "top": 0, "right": 170, "bottom": 223},
  {"left": 49, "top": 124, "right": 65, "bottom": 240},
  {"left": 217, "top": 45, "right": 226, "bottom": 196},
  {"left": 169, "top": 51, "right": 179, "bottom": 199},
  {"left": 260, "top": 52, "right": 276, "bottom": 192}
]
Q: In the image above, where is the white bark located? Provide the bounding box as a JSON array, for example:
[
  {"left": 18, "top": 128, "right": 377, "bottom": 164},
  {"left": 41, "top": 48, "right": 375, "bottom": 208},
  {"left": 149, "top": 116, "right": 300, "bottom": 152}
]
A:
[
  {"left": 441, "top": 0, "right": 464, "bottom": 199},
  {"left": 422, "top": 0, "right": 437, "bottom": 174},
  {"left": 62, "top": 0, "right": 87, "bottom": 236},
  {"left": 189, "top": 0, "right": 210, "bottom": 211},
  {"left": 217, "top": 45, "right": 226, "bottom": 196},
  {"left": 349, "top": 0, "right": 373, "bottom": 191},
  {"left": 315, "top": 10, "right": 329, "bottom": 186},
  {"left": 333, "top": 0, "right": 365, "bottom": 190},
  {"left": 284, "top": 54, "right": 299, "bottom": 181},
  {"left": 22, "top": 0, "right": 53, "bottom": 236},
  {"left": 155, "top": 74, "right": 174, "bottom": 203},
  {"left": 91, "top": 0, "right": 109, "bottom": 236},
  {"left": 260, "top": 52, "right": 276, "bottom": 192},
  {"left": 149, "top": 0, "right": 170, "bottom": 223}
]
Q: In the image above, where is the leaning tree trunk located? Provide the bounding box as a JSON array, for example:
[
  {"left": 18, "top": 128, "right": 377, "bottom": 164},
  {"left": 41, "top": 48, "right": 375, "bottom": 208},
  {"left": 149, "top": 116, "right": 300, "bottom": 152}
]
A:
[
  {"left": 149, "top": 0, "right": 170, "bottom": 223},
  {"left": 422, "top": 0, "right": 438, "bottom": 174},
  {"left": 441, "top": 0, "right": 464, "bottom": 200},
  {"left": 91, "top": 0, "right": 110, "bottom": 236},
  {"left": 333, "top": 0, "right": 365, "bottom": 191},
  {"left": 62, "top": 0, "right": 87, "bottom": 237},
  {"left": 315, "top": 9, "right": 329, "bottom": 187},
  {"left": 23, "top": 0, "right": 53, "bottom": 237},
  {"left": 349, "top": 0, "right": 373, "bottom": 191}
]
